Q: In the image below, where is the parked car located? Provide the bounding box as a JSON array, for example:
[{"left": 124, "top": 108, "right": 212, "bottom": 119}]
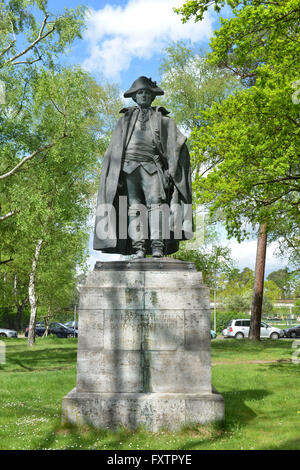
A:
[
  {"left": 0, "top": 328, "right": 17, "bottom": 338},
  {"left": 210, "top": 330, "right": 217, "bottom": 339},
  {"left": 25, "top": 322, "right": 77, "bottom": 338},
  {"left": 221, "top": 328, "right": 228, "bottom": 337},
  {"left": 283, "top": 324, "right": 300, "bottom": 338},
  {"left": 222, "top": 319, "right": 284, "bottom": 339}
]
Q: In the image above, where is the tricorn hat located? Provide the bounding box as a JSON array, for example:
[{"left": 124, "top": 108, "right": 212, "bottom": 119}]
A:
[{"left": 124, "top": 76, "right": 164, "bottom": 98}]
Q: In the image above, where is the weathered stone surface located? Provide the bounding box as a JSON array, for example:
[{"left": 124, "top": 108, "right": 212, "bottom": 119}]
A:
[
  {"left": 185, "top": 393, "right": 225, "bottom": 424},
  {"left": 82, "top": 270, "right": 144, "bottom": 288},
  {"left": 141, "top": 311, "right": 184, "bottom": 351},
  {"left": 184, "top": 310, "right": 211, "bottom": 350},
  {"left": 77, "top": 350, "right": 143, "bottom": 393},
  {"left": 104, "top": 310, "right": 143, "bottom": 350},
  {"left": 144, "top": 270, "right": 202, "bottom": 288},
  {"left": 62, "top": 389, "right": 225, "bottom": 431},
  {"left": 94, "top": 258, "right": 198, "bottom": 272},
  {"left": 62, "top": 261, "right": 225, "bottom": 430},
  {"left": 77, "top": 309, "right": 104, "bottom": 350},
  {"left": 144, "top": 351, "right": 211, "bottom": 393},
  {"left": 79, "top": 286, "right": 145, "bottom": 310},
  {"left": 144, "top": 286, "right": 209, "bottom": 310}
]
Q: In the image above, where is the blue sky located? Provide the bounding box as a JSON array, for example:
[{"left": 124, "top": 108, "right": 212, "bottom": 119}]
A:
[
  {"left": 45, "top": 0, "right": 289, "bottom": 274},
  {"left": 49, "top": 0, "right": 224, "bottom": 92}
]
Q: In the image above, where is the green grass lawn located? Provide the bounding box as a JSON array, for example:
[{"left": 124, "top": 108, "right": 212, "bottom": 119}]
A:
[{"left": 0, "top": 337, "right": 299, "bottom": 450}]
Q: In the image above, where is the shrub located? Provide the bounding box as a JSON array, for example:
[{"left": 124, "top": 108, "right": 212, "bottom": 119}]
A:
[{"left": 211, "top": 311, "right": 250, "bottom": 334}]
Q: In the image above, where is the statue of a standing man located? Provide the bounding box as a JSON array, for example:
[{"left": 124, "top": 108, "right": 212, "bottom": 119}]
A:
[{"left": 93, "top": 76, "right": 193, "bottom": 258}]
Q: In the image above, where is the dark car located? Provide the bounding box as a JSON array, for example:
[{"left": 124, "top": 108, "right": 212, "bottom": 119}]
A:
[
  {"left": 25, "top": 322, "right": 77, "bottom": 338},
  {"left": 283, "top": 324, "right": 300, "bottom": 338}
]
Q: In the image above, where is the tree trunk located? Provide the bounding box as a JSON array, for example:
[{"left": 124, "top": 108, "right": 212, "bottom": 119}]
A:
[
  {"left": 13, "top": 274, "right": 28, "bottom": 331},
  {"left": 27, "top": 239, "right": 43, "bottom": 346},
  {"left": 14, "top": 304, "right": 24, "bottom": 331},
  {"left": 249, "top": 223, "right": 268, "bottom": 340},
  {"left": 43, "top": 307, "right": 52, "bottom": 337}
]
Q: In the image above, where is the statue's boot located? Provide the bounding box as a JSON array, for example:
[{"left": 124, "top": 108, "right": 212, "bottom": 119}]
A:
[
  {"left": 149, "top": 203, "right": 165, "bottom": 258},
  {"left": 152, "top": 246, "right": 163, "bottom": 258},
  {"left": 135, "top": 248, "right": 146, "bottom": 259}
]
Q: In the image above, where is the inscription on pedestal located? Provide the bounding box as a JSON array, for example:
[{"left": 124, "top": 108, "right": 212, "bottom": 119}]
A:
[
  {"left": 142, "top": 311, "right": 184, "bottom": 351},
  {"left": 102, "top": 310, "right": 184, "bottom": 351},
  {"left": 104, "top": 311, "right": 142, "bottom": 350}
]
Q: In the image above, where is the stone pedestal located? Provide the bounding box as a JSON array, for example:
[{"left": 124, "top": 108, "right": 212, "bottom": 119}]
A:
[{"left": 62, "top": 259, "right": 224, "bottom": 431}]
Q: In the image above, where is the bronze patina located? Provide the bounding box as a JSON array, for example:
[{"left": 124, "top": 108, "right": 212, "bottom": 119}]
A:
[{"left": 93, "top": 76, "right": 193, "bottom": 258}]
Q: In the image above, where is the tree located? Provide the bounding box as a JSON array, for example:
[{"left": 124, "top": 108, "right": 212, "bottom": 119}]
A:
[
  {"left": 0, "top": 0, "right": 86, "bottom": 222},
  {"left": 0, "top": 2, "right": 124, "bottom": 338},
  {"left": 159, "top": 41, "right": 239, "bottom": 134},
  {"left": 217, "top": 266, "right": 280, "bottom": 314},
  {"left": 267, "top": 268, "right": 300, "bottom": 299},
  {"left": 158, "top": 42, "right": 238, "bottom": 281},
  {"left": 249, "top": 223, "right": 267, "bottom": 338},
  {"left": 176, "top": 0, "right": 300, "bottom": 339},
  {"left": 18, "top": 71, "right": 120, "bottom": 344},
  {"left": 173, "top": 213, "right": 236, "bottom": 287},
  {"left": 0, "top": 66, "right": 123, "bottom": 342}
]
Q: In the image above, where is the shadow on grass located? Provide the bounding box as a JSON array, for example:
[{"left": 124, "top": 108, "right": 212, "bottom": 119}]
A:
[
  {"left": 8, "top": 358, "right": 34, "bottom": 371},
  {"left": 259, "top": 362, "right": 300, "bottom": 372},
  {"left": 212, "top": 339, "right": 293, "bottom": 356},
  {"left": 2, "top": 339, "right": 77, "bottom": 372},
  {"left": 35, "top": 422, "right": 142, "bottom": 450},
  {"left": 265, "top": 438, "right": 300, "bottom": 450},
  {"left": 33, "top": 388, "right": 270, "bottom": 450},
  {"left": 178, "top": 388, "right": 270, "bottom": 450}
]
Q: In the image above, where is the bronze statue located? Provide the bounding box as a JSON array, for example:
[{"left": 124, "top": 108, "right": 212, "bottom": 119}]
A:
[{"left": 93, "top": 76, "right": 193, "bottom": 258}]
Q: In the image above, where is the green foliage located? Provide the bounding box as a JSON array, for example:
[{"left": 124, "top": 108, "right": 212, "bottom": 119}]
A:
[
  {"left": 176, "top": 0, "right": 300, "bottom": 255},
  {"left": 174, "top": 1, "right": 294, "bottom": 24},
  {"left": 0, "top": 0, "right": 86, "bottom": 70},
  {"left": 173, "top": 243, "right": 235, "bottom": 288},
  {"left": 158, "top": 43, "right": 241, "bottom": 285},
  {"left": 172, "top": 214, "right": 236, "bottom": 287},
  {"left": 222, "top": 292, "right": 252, "bottom": 313},
  {"left": 0, "top": 66, "right": 123, "bottom": 328},
  {"left": 267, "top": 268, "right": 300, "bottom": 299},
  {"left": 159, "top": 41, "right": 239, "bottom": 136},
  {"left": 294, "top": 299, "right": 300, "bottom": 315},
  {"left": 0, "top": 1, "right": 124, "bottom": 330},
  {"left": 211, "top": 311, "right": 249, "bottom": 333},
  {"left": 215, "top": 267, "right": 281, "bottom": 315}
]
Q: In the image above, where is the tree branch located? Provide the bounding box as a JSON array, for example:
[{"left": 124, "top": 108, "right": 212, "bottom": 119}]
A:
[
  {"left": 5, "top": 15, "right": 57, "bottom": 67},
  {"left": 252, "top": 175, "right": 300, "bottom": 186},
  {"left": 12, "top": 56, "right": 42, "bottom": 66},
  {"left": 0, "top": 258, "right": 13, "bottom": 265},
  {"left": 0, "top": 39, "right": 16, "bottom": 59},
  {"left": 50, "top": 98, "right": 65, "bottom": 117},
  {"left": 13, "top": 79, "right": 30, "bottom": 117},
  {"left": 0, "top": 134, "right": 69, "bottom": 181},
  {"left": 0, "top": 210, "right": 17, "bottom": 221}
]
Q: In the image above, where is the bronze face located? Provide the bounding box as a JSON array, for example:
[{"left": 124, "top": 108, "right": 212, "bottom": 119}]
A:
[{"left": 134, "top": 88, "right": 154, "bottom": 108}]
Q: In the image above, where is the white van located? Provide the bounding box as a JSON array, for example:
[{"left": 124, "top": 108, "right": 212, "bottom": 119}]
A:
[{"left": 223, "top": 319, "right": 284, "bottom": 339}]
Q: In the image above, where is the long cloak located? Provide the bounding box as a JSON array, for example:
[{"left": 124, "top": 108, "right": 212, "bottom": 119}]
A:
[{"left": 93, "top": 106, "right": 193, "bottom": 255}]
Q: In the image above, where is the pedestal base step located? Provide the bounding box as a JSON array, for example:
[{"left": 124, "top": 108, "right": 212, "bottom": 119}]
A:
[{"left": 62, "top": 388, "right": 225, "bottom": 432}]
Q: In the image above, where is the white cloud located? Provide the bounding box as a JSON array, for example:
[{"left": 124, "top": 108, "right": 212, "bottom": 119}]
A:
[
  {"left": 82, "top": 0, "right": 214, "bottom": 79},
  {"left": 228, "top": 239, "right": 288, "bottom": 275}
]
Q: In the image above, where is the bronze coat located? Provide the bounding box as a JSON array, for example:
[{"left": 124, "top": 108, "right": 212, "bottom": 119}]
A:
[{"left": 93, "top": 106, "right": 193, "bottom": 255}]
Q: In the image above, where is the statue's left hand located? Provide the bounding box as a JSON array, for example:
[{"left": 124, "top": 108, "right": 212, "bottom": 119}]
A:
[
  {"left": 164, "top": 169, "right": 170, "bottom": 181},
  {"left": 164, "top": 169, "right": 173, "bottom": 187}
]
